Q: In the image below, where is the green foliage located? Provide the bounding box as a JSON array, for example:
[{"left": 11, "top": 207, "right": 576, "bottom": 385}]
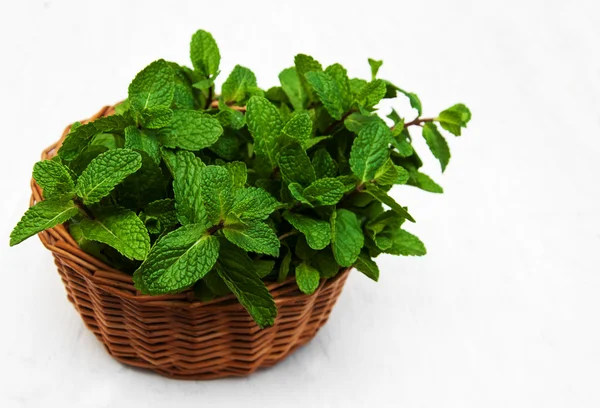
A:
[{"left": 12, "top": 29, "right": 471, "bottom": 328}]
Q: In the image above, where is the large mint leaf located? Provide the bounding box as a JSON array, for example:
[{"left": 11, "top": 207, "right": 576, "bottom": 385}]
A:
[
  {"left": 438, "top": 103, "right": 471, "bottom": 136},
  {"left": 365, "top": 184, "right": 415, "bottom": 222},
  {"left": 279, "top": 67, "right": 307, "bottom": 110},
  {"left": 422, "top": 122, "right": 451, "bottom": 172},
  {"left": 128, "top": 59, "right": 174, "bottom": 114},
  {"left": 230, "top": 187, "right": 280, "bottom": 221},
  {"left": 303, "top": 178, "right": 346, "bottom": 206},
  {"left": 75, "top": 149, "right": 142, "bottom": 205},
  {"left": 246, "top": 96, "right": 284, "bottom": 166},
  {"left": 330, "top": 209, "right": 364, "bottom": 267},
  {"left": 277, "top": 142, "right": 315, "bottom": 187},
  {"left": 283, "top": 211, "right": 331, "bottom": 250},
  {"left": 354, "top": 250, "right": 379, "bottom": 281},
  {"left": 133, "top": 224, "right": 219, "bottom": 294},
  {"left": 385, "top": 229, "right": 427, "bottom": 256},
  {"left": 295, "top": 262, "right": 320, "bottom": 295},
  {"left": 10, "top": 198, "right": 79, "bottom": 246},
  {"left": 223, "top": 220, "right": 280, "bottom": 257},
  {"left": 124, "top": 126, "right": 161, "bottom": 164},
  {"left": 190, "top": 29, "right": 220, "bottom": 77},
  {"left": 349, "top": 120, "right": 390, "bottom": 182},
  {"left": 58, "top": 116, "right": 131, "bottom": 161},
  {"left": 199, "top": 165, "right": 234, "bottom": 226},
  {"left": 80, "top": 207, "right": 150, "bottom": 260},
  {"left": 305, "top": 71, "right": 344, "bottom": 120},
  {"left": 216, "top": 241, "right": 277, "bottom": 328},
  {"left": 294, "top": 54, "right": 323, "bottom": 102},
  {"left": 167, "top": 150, "right": 207, "bottom": 226},
  {"left": 221, "top": 65, "right": 258, "bottom": 105},
  {"left": 33, "top": 159, "right": 75, "bottom": 198},
  {"left": 158, "top": 109, "right": 223, "bottom": 150}
]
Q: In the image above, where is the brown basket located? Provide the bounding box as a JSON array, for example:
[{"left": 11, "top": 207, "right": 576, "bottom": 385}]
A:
[{"left": 31, "top": 105, "right": 351, "bottom": 380}]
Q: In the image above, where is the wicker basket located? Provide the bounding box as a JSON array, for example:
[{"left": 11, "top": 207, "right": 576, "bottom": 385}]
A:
[{"left": 32, "top": 105, "right": 351, "bottom": 380}]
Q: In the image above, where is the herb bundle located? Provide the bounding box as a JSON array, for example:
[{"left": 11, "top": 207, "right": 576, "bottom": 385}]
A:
[{"left": 10, "top": 29, "right": 471, "bottom": 328}]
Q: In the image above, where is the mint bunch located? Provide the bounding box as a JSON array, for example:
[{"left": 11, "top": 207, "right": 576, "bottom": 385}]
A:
[{"left": 10, "top": 29, "right": 471, "bottom": 328}]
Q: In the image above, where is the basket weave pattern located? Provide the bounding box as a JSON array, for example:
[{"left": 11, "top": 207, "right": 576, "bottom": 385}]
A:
[{"left": 32, "top": 106, "right": 350, "bottom": 380}]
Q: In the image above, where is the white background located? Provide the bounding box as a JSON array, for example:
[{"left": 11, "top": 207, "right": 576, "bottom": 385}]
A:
[{"left": 1, "top": 0, "right": 599, "bottom": 407}]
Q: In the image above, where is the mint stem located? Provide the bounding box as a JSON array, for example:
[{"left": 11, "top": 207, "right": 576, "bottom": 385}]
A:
[
  {"left": 402, "top": 117, "right": 435, "bottom": 128},
  {"left": 74, "top": 199, "right": 95, "bottom": 220}
]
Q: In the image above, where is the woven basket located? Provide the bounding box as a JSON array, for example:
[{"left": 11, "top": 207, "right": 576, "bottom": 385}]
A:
[{"left": 32, "top": 105, "right": 351, "bottom": 380}]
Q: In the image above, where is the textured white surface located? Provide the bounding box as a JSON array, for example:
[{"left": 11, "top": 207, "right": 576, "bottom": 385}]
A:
[{"left": 1, "top": 0, "right": 599, "bottom": 407}]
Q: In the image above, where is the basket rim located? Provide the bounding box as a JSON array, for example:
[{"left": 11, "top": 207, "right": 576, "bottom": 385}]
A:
[{"left": 31, "top": 104, "right": 351, "bottom": 308}]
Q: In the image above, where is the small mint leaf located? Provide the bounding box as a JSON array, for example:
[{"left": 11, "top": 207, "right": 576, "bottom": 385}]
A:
[
  {"left": 128, "top": 59, "right": 175, "bottom": 114},
  {"left": 365, "top": 184, "right": 415, "bottom": 222},
  {"left": 124, "top": 126, "right": 161, "bottom": 164},
  {"left": 223, "top": 220, "right": 280, "bottom": 257},
  {"left": 279, "top": 67, "right": 307, "bottom": 110},
  {"left": 368, "top": 58, "right": 383, "bottom": 80},
  {"left": 354, "top": 250, "right": 380, "bottom": 281},
  {"left": 221, "top": 65, "right": 258, "bottom": 105},
  {"left": 438, "top": 103, "right": 471, "bottom": 136},
  {"left": 10, "top": 198, "right": 79, "bottom": 246},
  {"left": 330, "top": 209, "right": 364, "bottom": 267},
  {"left": 349, "top": 120, "right": 391, "bottom": 182},
  {"left": 296, "top": 262, "right": 320, "bottom": 295},
  {"left": 33, "top": 159, "right": 75, "bottom": 198},
  {"left": 230, "top": 187, "right": 280, "bottom": 221},
  {"left": 283, "top": 211, "right": 331, "bottom": 250},
  {"left": 278, "top": 142, "right": 316, "bottom": 187},
  {"left": 305, "top": 71, "right": 344, "bottom": 120},
  {"left": 190, "top": 29, "right": 221, "bottom": 77},
  {"left": 422, "top": 122, "right": 451, "bottom": 172},
  {"left": 158, "top": 109, "right": 223, "bottom": 150}
]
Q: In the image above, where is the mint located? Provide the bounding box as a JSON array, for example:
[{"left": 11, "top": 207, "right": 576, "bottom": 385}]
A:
[{"left": 12, "top": 28, "right": 472, "bottom": 329}]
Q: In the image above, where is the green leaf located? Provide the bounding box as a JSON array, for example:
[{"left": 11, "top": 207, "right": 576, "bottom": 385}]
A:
[
  {"left": 230, "top": 187, "right": 280, "bottom": 221},
  {"left": 354, "top": 250, "right": 379, "bottom": 281},
  {"left": 128, "top": 59, "right": 174, "bottom": 113},
  {"left": 282, "top": 111, "right": 312, "bottom": 143},
  {"left": 385, "top": 229, "right": 427, "bottom": 256},
  {"left": 140, "top": 199, "right": 178, "bottom": 235},
  {"left": 167, "top": 150, "right": 207, "bottom": 226},
  {"left": 116, "top": 151, "right": 167, "bottom": 209},
  {"left": 283, "top": 211, "right": 331, "bottom": 250},
  {"left": 349, "top": 120, "right": 390, "bottom": 182},
  {"left": 324, "top": 63, "right": 353, "bottom": 111},
  {"left": 438, "top": 103, "right": 471, "bottom": 136},
  {"left": 312, "top": 148, "right": 337, "bottom": 179},
  {"left": 330, "top": 209, "right": 364, "bottom": 267},
  {"left": 365, "top": 184, "right": 415, "bottom": 222},
  {"left": 305, "top": 71, "right": 344, "bottom": 120},
  {"left": 224, "top": 161, "right": 247, "bottom": 190},
  {"left": 373, "top": 158, "right": 397, "bottom": 185},
  {"left": 390, "top": 83, "right": 422, "bottom": 116},
  {"left": 124, "top": 126, "right": 161, "bottom": 164},
  {"left": 75, "top": 149, "right": 142, "bottom": 205},
  {"left": 33, "top": 159, "right": 75, "bottom": 198},
  {"left": 313, "top": 248, "right": 341, "bottom": 279},
  {"left": 190, "top": 29, "right": 221, "bottom": 77},
  {"left": 221, "top": 65, "right": 258, "bottom": 104},
  {"left": 296, "top": 262, "right": 321, "bottom": 295},
  {"left": 215, "top": 102, "right": 246, "bottom": 130},
  {"left": 422, "top": 122, "right": 451, "bottom": 172},
  {"left": 139, "top": 106, "right": 173, "bottom": 129},
  {"left": 279, "top": 67, "right": 307, "bottom": 110},
  {"left": 277, "top": 142, "right": 316, "bottom": 187},
  {"left": 80, "top": 207, "right": 150, "bottom": 260},
  {"left": 356, "top": 79, "right": 386, "bottom": 108},
  {"left": 255, "top": 260, "right": 275, "bottom": 279},
  {"left": 278, "top": 244, "right": 292, "bottom": 282},
  {"left": 201, "top": 269, "right": 231, "bottom": 297},
  {"left": 294, "top": 54, "right": 322, "bottom": 102},
  {"left": 216, "top": 242, "right": 277, "bottom": 328},
  {"left": 408, "top": 172, "right": 444, "bottom": 194},
  {"left": 223, "top": 220, "right": 280, "bottom": 257},
  {"left": 344, "top": 112, "right": 379, "bottom": 134},
  {"left": 133, "top": 224, "right": 219, "bottom": 294},
  {"left": 246, "top": 96, "right": 284, "bottom": 166},
  {"left": 158, "top": 109, "right": 223, "bottom": 150},
  {"left": 10, "top": 198, "right": 79, "bottom": 246},
  {"left": 303, "top": 178, "right": 346, "bottom": 206},
  {"left": 368, "top": 58, "right": 383, "bottom": 80},
  {"left": 288, "top": 182, "right": 312, "bottom": 206},
  {"left": 199, "top": 165, "right": 234, "bottom": 226}
]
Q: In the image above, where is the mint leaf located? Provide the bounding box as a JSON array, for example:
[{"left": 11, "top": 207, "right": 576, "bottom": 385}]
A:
[
  {"left": 422, "top": 122, "right": 451, "bottom": 172},
  {"left": 303, "top": 178, "right": 345, "bottom": 206},
  {"left": 230, "top": 187, "right": 280, "bottom": 221},
  {"left": 80, "top": 207, "right": 150, "bottom": 260},
  {"left": 75, "top": 149, "right": 142, "bottom": 205},
  {"left": 215, "top": 103, "right": 246, "bottom": 130},
  {"left": 139, "top": 106, "right": 173, "bottom": 129},
  {"left": 313, "top": 248, "right": 341, "bottom": 279},
  {"left": 365, "top": 184, "right": 415, "bottom": 222},
  {"left": 390, "top": 84, "right": 422, "bottom": 116},
  {"left": 216, "top": 242, "right": 277, "bottom": 328},
  {"left": 221, "top": 65, "right": 258, "bottom": 104},
  {"left": 199, "top": 165, "right": 234, "bottom": 225},
  {"left": 330, "top": 209, "right": 364, "bottom": 267},
  {"left": 279, "top": 67, "right": 307, "bottom": 110},
  {"left": 116, "top": 151, "right": 167, "bottom": 209},
  {"left": 374, "top": 159, "right": 409, "bottom": 185},
  {"left": 368, "top": 58, "right": 383, "bottom": 80},
  {"left": 140, "top": 199, "right": 178, "bottom": 235},
  {"left": 223, "top": 220, "right": 280, "bottom": 257},
  {"left": 312, "top": 148, "right": 337, "bottom": 179},
  {"left": 283, "top": 211, "right": 331, "bottom": 250},
  {"left": 278, "top": 244, "right": 292, "bottom": 282},
  {"left": 344, "top": 112, "right": 380, "bottom": 134},
  {"left": 33, "top": 159, "right": 75, "bottom": 198},
  {"left": 133, "top": 224, "right": 219, "bottom": 294},
  {"left": 128, "top": 59, "right": 174, "bottom": 114},
  {"left": 288, "top": 182, "right": 312, "bottom": 206},
  {"left": 10, "top": 198, "right": 79, "bottom": 246},
  {"left": 277, "top": 142, "right": 316, "bottom": 187},
  {"left": 305, "top": 71, "right": 344, "bottom": 120},
  {"left": 349, "top": 120, "right": 390, "bottom": 182},
  {"left": 282, "top": 111, "right": 312, "bottom": 143},
  {"left": 190, "top": 29, "right": 220, "bottom": 77},
  {"left": 386, "top": 229, "right": 426, "bottom": 256},
  {"left": 354, "top": 250, "right": 379, "bottom": 281},
  {"left": 324, "top": 63, "right": 352, "bottom": 111},
  {"left": 158, "top": 109, "right": 223, "bottom": 150},
  {"left": 356, "top": 79, "right": 386, "bottom": 108},
  {"left": 167, "top": 150, "right": 207, "bottom": 226},
  {"left": 246, "top": 96, "right": 284, "bottom": 166},
  {"left": 438, "top": 103, "right": 471, "bottom": 136},
  {"left": 224, "top": 161, "right": 247, "bottom": 190},
  {"left": 408, "top": 172, "right": 444, "bottom": 194},
  {"left": 294, "top": 54, "right": 323, "bottom": 102},
  {"left": 124, "top": 126, "right": 161, "bottom": 164},
  {"left": 255, "top": 260, "right": 275, "bottom": 279},
  {"left": 295, "top": 262, "right": 320, "bottom": 295}
]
